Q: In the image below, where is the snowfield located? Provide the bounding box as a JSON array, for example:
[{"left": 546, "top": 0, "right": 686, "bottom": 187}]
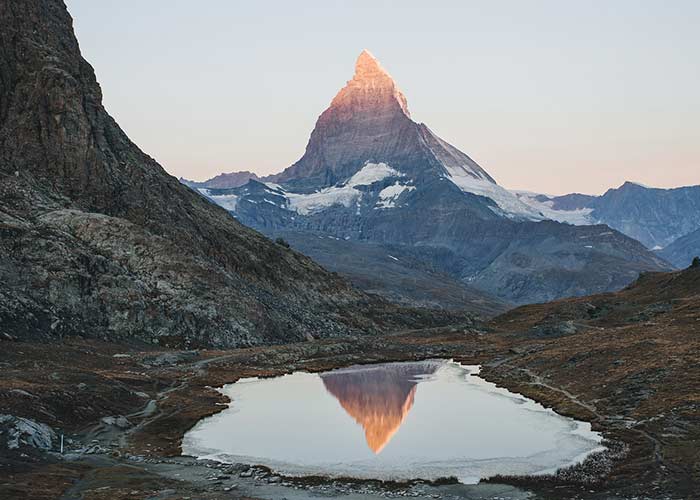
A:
[
  {"left": 198, "top": 189, "right": 240, "bottom": 211},
  {"left": 375, "top": 182, "right": 416, "bottom": 209},
  {"left": 285, "top": 162, "right": 404, "bottom": 215},
  {"left": 442, "top": 165, "right": 543, "bottom": 220},
  {"left": 514, "top": 191, "right": 595, "bottom": 225}
]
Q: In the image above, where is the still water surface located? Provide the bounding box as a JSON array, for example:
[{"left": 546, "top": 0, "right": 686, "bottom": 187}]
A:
[{"left": 182, "top": 360, "right": 603, "bottom": 483}]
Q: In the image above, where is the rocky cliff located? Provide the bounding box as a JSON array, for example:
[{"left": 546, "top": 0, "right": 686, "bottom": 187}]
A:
[{"left": 0, "top": 1, "right": 438, "bottom": 347}]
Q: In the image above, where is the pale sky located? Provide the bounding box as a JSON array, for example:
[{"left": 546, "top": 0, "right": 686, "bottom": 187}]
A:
[{"left": 66, "top": 0, "right": 699, "bottom": 195}]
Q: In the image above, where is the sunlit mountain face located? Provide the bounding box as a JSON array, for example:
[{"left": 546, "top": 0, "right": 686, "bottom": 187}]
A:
[
  {"left": 320, "top": 362, "right": 441, "bottom": 453},
  {"left": 193, "top": 51, "right": 670, "bottom": 307}
]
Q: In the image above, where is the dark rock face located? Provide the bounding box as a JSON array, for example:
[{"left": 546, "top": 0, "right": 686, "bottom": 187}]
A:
[
  {"left": 547, "top": 182, "right": 700, "bottom": 250},
  {"left": 0, "top": 1, "right": 422, "bottom": 347},
  {"left": 203, "top": 52, "right": 670, "bottom": 305},
  {"left": 659, "top": 227, "right": 700, "bottom": 268}
]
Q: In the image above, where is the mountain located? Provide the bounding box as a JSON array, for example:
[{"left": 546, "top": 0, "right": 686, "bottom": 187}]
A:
[
  {"left": 659, "top": 228, "right": 700, "bottom": 268},
  {"left": 266, "top": 50, "right": 539, "bottom": 219},
  {"left": 180, "top": 170, "right": 259, "bottom": 189},
  {"left": 320, "top": 362, "right": 441, "bottom": 453},
  {"left": 195, "top": 51, "right": 670, "bottom": 304},
  {"left": 271, "top": 230, "right": 510, "bottom": 316},
  {"left": 519, "top": 182, "right": 700, "bottom": 250},
  {"left": 0, "top": 1, "right": 452, "bottom": 348}
]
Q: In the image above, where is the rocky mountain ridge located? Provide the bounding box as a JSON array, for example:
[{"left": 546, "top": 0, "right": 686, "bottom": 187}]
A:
[
  {"left": 180, "top": 171, "right": 260, "bottom": 189},
  {"left": 195, "top": 51, "right": 671, "bottom": 305},
  {"left": 522, "top": 181, "right": 700, "bottom": 250},
  {"left": 0, "top": 0, "right": 450, "bottom": 348}
]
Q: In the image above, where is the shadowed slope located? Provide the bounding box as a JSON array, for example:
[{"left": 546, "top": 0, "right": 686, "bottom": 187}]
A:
[{"left": 0, "top": 1, "right": 441, "bottom": 347}]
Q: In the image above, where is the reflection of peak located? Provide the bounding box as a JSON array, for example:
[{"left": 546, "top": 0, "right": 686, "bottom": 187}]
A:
[{"left": 320, "top": 362, "right": 440, "bottom": 453}]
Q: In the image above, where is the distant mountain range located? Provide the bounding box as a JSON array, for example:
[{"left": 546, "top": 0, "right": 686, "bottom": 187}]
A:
[
  {"left": 181, "top": 170, "right": 259, "bottom": 189},
  {"left": 186, "top": 50, "right": 673, "bottom": 306},
  {"left": 516, "top": 182, "right": 700, "bottom": 250}
]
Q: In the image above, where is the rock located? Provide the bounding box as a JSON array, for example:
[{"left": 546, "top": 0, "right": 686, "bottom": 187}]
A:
[
  {"left": 239, "top": 469, "right": 254, "bottom": 478},
  {"left": 82, "top": 443, "right": 109, "bottom": 454},
  {"left": 9, "top": 389, "right": 36, "bottom": 398},
  {"left": 100, "top": 416, "right": 132, "bottom": 429},
  {"left": 144, "top": 351, "right": 200, "bottom": 367},
  {"left": 0, "top": 415, "right": 56, "bottom": 450}
]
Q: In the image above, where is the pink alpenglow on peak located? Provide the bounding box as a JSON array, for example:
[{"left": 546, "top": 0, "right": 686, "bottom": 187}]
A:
[{"left": 338, "top": 49, "right": 411, "bottom": 118}]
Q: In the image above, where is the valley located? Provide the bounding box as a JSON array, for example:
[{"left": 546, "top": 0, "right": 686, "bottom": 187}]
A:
[
  {"left": 3, "top": 263, "right": 699, "bottom": 499},
  {"left": 1, "top": 1, "right": 698, "bottom": 499}
]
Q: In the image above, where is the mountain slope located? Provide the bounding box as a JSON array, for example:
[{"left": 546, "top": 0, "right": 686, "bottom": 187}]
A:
[
  {"left": 486, "top": 262, "right": 700, "bottom": 496},
  {"left": 266, "top": 230, "right": 510, "bottom": 316},
  {"left": 0, "top": 0, "right": 440, "bottom": 348},
  {"left": 522, "top": 182, "right": 700, "bottom": 250},
  {"left": 659, "top": 228, "right": 700, "bottom": 268},
  {"left": 197, "top": 51, "right": 670, "bottom": 304}
]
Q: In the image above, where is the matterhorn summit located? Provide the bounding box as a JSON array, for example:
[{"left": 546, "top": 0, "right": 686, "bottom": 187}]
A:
[
  {"left": 346, "top": 49, "right": 411, "bottom": 117},
  {"left": 193, "top": 50, "right": 668, "bottom": 306},
  {"left": 270, "top": 50, "right": 535, "bottom": 219}
]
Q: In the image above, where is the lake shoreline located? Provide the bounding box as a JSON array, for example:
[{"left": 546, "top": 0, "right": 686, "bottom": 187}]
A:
[
  {"left": 2, "top": 325, "right": 679, "bottom": 499},
  {"left": 182, "top": 360, "right": 604, "bottom": 484}
]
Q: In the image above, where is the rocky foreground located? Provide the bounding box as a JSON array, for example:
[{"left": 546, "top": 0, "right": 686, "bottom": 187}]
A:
[{"left": 2, "top": 264, "right": 699, "bottom": 499}]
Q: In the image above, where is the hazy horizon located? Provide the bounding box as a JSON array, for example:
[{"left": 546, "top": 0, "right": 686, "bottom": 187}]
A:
[{"left": 66, "top": 1, "right": 699, "bottom": 195}]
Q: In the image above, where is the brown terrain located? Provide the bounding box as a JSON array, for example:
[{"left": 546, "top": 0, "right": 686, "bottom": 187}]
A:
[{"left": 2, "top": 263, "right": 699, "bottom": 499}]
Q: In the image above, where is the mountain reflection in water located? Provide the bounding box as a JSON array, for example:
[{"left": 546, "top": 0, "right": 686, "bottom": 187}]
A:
[
  {"left": 320, "top": 361, "right": 441, "bottom": 453},
  {"left": 182, "top": 359, "right": 605, "bottom": 483}
]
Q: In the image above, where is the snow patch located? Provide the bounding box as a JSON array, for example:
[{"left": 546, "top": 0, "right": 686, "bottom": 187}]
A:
[
  {"left": 443, "top": 166, "right": 543, "bottom": 220},
  {"left": 263, "top": 182, "right": 286, "bottom": 193},
  {"left": 515, "top": 192, "right": 595, "bottom": 225},
  {"left": 286, "top": 186, "right": 360, "bottom": 215},
  {"left": 199, "top": 189, "right": 240, "bottom": 211},
  {"left": 347, "top": 162, "right": 402, "bottom": 187},
  {"left": 287, "top": 162, "right": 404, "bottom": 215},
  {"left": 375, "top": 182, "right": 415, "bottom": 209}
]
